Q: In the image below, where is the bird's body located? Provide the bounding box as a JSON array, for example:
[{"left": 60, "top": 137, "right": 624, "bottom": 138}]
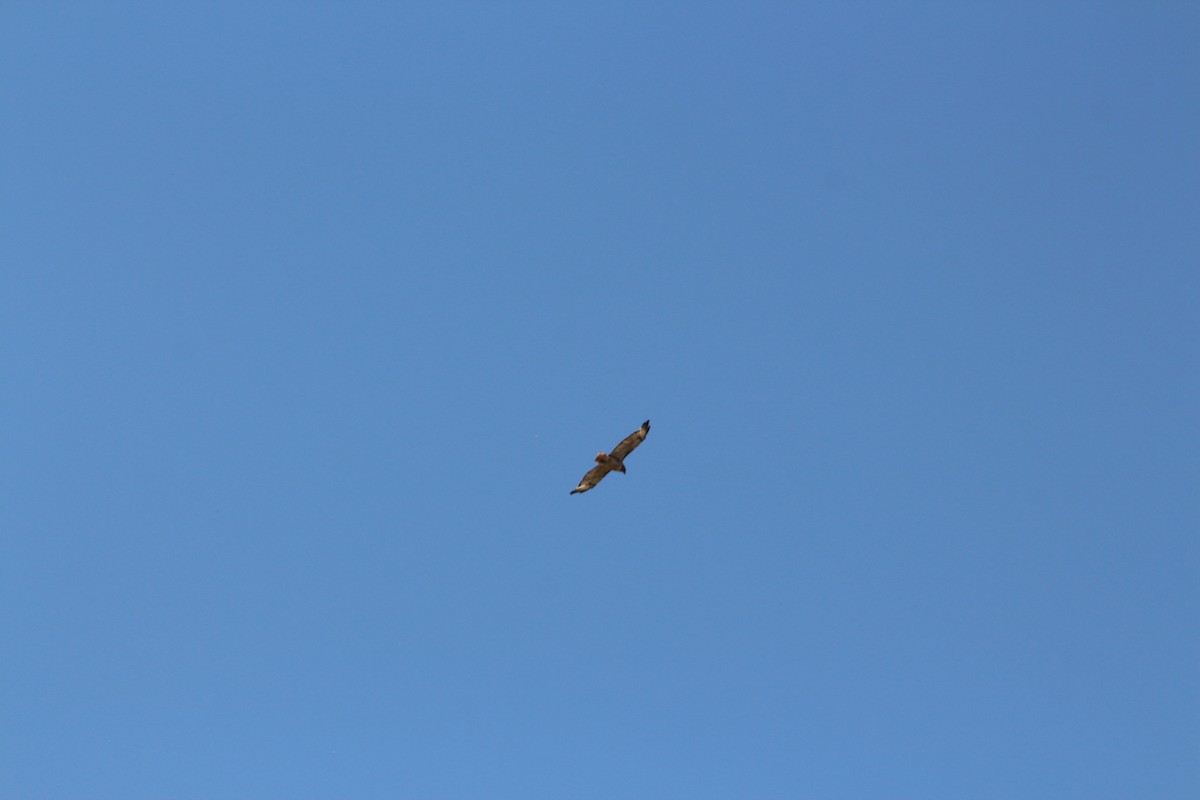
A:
[
  {"left": 595, "top": 453, "right": 625, "bottom": 472},
  {"left": 570, "top": 420, "right": 650, "bottom": 494}
]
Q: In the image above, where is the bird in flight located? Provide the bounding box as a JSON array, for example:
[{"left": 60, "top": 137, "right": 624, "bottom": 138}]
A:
[{"left": 570, "top": 419, "right": 651, "bottom": 494}]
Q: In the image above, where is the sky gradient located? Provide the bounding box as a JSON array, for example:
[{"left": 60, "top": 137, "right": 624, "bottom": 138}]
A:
[{"left": 3, "top": 3, "right": 1198, "bottom": 798}]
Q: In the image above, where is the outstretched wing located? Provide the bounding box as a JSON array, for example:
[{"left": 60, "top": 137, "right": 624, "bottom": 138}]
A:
[
  {"left": 570, "top": 463, "right": 613, "bottom": 494},
  {"left": 610, "top": 419, "right": 651, "bottom": 462}
]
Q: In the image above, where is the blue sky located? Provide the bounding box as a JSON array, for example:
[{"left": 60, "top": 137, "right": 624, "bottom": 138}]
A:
[{"left": 2, "top": 3, "right": 1197, "bottom": 797}]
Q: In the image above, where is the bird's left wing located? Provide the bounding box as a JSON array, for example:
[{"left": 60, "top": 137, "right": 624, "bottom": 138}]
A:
[{"left": 570, "top": 463, "right": 612, "bottom": 494}]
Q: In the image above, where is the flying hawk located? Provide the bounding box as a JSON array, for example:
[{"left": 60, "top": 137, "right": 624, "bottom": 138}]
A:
[{"left": 570, "top": 419, "right": 651, "bottom": 494}]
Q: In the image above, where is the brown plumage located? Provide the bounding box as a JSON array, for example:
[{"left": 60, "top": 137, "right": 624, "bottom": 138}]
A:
[{"left": 570, "top": 420, "right": 651, "bottom": 494}]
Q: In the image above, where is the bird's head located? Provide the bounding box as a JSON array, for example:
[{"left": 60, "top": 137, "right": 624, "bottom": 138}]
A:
[{"left": 595, "top": 452, "right": 607, "bottom": 463}]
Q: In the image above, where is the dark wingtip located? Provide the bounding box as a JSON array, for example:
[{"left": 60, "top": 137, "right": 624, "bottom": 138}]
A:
[{"left": 644, "top": 419, "right": 651, "bottom": 430}]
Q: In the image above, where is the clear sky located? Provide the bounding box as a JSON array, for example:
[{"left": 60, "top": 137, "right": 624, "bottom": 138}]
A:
[{"left": 3, "top": 3, "right": 1197, "bottom": 798}]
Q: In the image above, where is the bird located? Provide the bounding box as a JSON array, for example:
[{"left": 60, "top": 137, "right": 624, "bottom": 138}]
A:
[{"left": 570, "top": 419, "right": 651, "bottom": 494}]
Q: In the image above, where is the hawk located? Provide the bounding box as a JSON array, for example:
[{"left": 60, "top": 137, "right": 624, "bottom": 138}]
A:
[{"left": 570, "top": 419, "right": 651, "bottom": 494}]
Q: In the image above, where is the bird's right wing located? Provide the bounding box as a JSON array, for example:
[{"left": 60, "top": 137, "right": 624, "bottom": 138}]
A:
[{"left": 609, "top": 419, "right": 650, "bottom": 461}]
